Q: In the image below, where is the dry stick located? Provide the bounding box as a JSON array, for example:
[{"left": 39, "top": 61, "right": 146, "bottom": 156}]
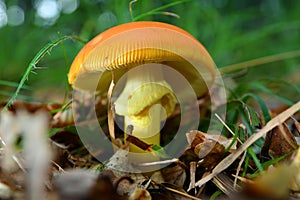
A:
[
  {"left": 164, "top": 187, "right": 202, "bottom": 200},
  {"left": 107, "top": 72, "right": 116, "bottom": 146},
  {"left": 215, "top": 114, "right": 246, "bottom": 190},
  {"left": 51, "top": 160, "right": 64, "bottom": 172},
  {"left": 136, "top": 158, "right": 179, "bottom": 167},
  {"left": 291, "top": 116, "right": 300, "bottom": 132},
  {"left": 234, "top": 151, "right": 246, "bottom": 190},
  {"left": 212, "top": 175, "right": 231, "bottom": 196},
  {"left": 188, "top": 161, "right": 197, "bottom": 193},
  {"left": 153, "top": 180, "right": 202, "bottom": 200},
  {"left": 215, "top": 114, "right": 243, "bottom": 144},
  {"left": 195, "top": 100, "right": 300, "bottom": 187}
]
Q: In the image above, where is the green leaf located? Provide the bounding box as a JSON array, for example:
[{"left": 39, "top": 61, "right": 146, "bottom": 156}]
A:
[
  {"left": 150, "top": 145, "right": 169, "bottom": 159},
  {"left": 210, "top": 190, "right": 223, "bottom": 200},
  {"left": 242, "top": 93, "right": 271, "bottom": 123},
  {"left": 225, "top": 129, "right": 239, "bottom": 152},
  {"left": 244, "top": 105, "right": 261, "bottom": 127}
]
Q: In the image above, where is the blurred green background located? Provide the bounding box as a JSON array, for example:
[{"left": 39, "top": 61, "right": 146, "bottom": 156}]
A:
[{"left": 0, "top": 0, "right": 299, "bottom": 103}]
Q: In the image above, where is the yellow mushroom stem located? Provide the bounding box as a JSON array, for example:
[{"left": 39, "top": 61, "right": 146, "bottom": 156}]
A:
[{"left": 114, "top": 64, "right": 177, "bottom": 152}]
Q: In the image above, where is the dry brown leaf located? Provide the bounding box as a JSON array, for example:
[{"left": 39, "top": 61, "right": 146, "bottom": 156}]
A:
[
  {"left": 161, "top": 164, "right": 186, "bottom": 188},
  {"left": 186, "top": 130, "right": 205, "bottom": 146},
  {"left": 262, "top": 123, "right": 298, "bottom": 161},
  {"left": 129, "top": 188, "right": 151, "bottom": 200},
  {"left": 212, "top": 173, "right": 238, "bottom": 196},
  {"left": 186, "top": 130, "right": 226, "bottom": 170},
  {"left": 292, "top": 117, "right": 300, "bottom": 134},
  {"left": 195, "top": 100, "right": 300, "bottom": 187},
  {"left": 187, "top": 130, "right": 236, "bottom": 151}
]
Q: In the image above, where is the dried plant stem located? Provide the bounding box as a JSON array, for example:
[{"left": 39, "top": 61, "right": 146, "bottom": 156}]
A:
[
  {"left": 195, "top": 100, "right": 300, "bottom": 187},
  {"left": 234, "top": 151, "right": 247, "bottom": 189},
  {"left": 215, "top": 114, "right": 243, "bottom": 144},
  {"left": 107, "top": 72, "right": 116, "bottom": 146},
  {"left": 164, "top": 186, "right": 202, "bottom": 200},
  {"left": 153, "top": 180, "right": 202, "bottom": 200},
  {"left": 188, "top": 161, "right": 197, "bottom": 193},
  {"left": 136, "top": 158, "right": 179, "bottom": 167}
]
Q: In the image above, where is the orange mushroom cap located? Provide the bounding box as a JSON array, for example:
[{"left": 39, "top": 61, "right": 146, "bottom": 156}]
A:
[{"left": 68, "top": 21, "right": 216, "bottom": 97}]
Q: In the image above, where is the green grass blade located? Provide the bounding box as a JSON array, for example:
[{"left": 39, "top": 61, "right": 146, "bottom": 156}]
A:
[
  {"left": 242, "top": 154, "right": 250, "bottom": 177},
  {"left": 242, "top": 93, "right": 271, "bottom": 123},
  {"left": 0, "top": 80, "right": 31, "bottom": 90},
  {"left": 2, "top": 35, "right": 85, "bottom": 111},
  {"left": 250, "top": 82, "right": 294, "bottom": 106},
  {"left": 210, "top": 190, "right": 223, "bottom": 200},
  {"left": 247, "top": 151, "right": 295, "bottom": 179},
  {"left": 132, "top": 0, "right": 191, "bottom": 21},
  {"left": 225, "top": 129, "right": 239, "bottom": 152},
  {"left": 247, "top": 147, "right": 263, "bottom": 172},
  {"left": 244, "top": 105, "right": 260, "bottom": 127}
]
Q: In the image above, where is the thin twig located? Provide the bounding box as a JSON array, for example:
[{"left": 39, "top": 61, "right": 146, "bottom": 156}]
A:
[
  {"left": 195, "top": 101, "right": 300, "bottom": 187},
  {"left": 234, "top": 151, "right": 246, "bottom": 190},
  {"left": 153, "top": 180, "right": 202, "bottom": 200},
  {"left": 136, "top": 158, "right": 179, "bottom": 167},
  {"left": 107, "top": 72, "right": 116, "bottom": 146},
  {"left": 215, "top": 113, "right": 243, "bottom": 144},
  {"left": 51, "top": 160, "right": 65, "bottom": 172},
  {"left": 188, "top": 161, "right": 197, "bottom": 193}
]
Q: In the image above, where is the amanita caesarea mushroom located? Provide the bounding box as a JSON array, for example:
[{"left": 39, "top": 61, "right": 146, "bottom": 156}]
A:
[{"left": 68, "top": 21, "right": 215, "bottom": 153}]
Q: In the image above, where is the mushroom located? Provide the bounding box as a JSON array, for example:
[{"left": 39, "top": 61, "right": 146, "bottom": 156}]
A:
[{"left": 68, "top": 21, "right": 215, "bottom": 153}]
